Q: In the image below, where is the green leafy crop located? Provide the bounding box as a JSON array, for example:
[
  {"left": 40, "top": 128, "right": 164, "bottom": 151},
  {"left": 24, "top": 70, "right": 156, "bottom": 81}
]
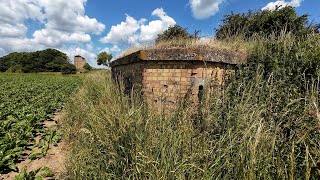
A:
[{"left": 0, "top": 73, "right": 81, "bottom": 173}]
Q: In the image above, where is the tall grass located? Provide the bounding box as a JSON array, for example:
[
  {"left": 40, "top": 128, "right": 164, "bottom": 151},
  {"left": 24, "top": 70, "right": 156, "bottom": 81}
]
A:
[{"left": 61, "top": 34, "right": 320, "bottom": 179}]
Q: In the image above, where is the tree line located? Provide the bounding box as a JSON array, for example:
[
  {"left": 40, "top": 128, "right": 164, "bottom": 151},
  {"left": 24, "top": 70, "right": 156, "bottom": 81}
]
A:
[
  {"left": 0, "top": 49, "right": 76, "bottom": 74},
  {"left": 158, "top": 6, "right": 318, "bottom": 42}
]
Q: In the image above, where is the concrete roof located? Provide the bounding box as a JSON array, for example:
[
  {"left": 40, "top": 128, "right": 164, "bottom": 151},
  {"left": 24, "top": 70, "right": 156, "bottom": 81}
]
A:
[
  {"left": 110, "top": 48, "right": 247, "bottom": 67},
  {"left": 75, "top": 55, "right": 85, "bottom": 59}
]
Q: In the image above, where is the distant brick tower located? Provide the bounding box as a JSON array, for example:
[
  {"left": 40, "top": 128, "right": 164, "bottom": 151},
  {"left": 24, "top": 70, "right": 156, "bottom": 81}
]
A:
[{"left": 74, "top": 55, "right": 86, "bottom": 73}]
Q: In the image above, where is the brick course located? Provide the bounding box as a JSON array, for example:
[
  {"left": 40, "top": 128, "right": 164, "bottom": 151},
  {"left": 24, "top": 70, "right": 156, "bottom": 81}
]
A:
[
  {"left": 74, "top": 55, "right": 86, "bottom": 72},
  {"left": 111, "top": 49, "right": 245, "bottom": 106}
]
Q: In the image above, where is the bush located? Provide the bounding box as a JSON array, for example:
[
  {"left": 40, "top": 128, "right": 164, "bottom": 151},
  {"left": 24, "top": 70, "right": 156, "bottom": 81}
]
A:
[
  {"left": 156, "top": 25, "right": 193, "bottom": 43},
  {"left": 244, "top": 33, "right": 320, "bottom": 90},
  {"left": 97, "top": 52, "right": 112, "bottom": 66},
  {"left": 216, "top": 33, "right": 320, "bottom": 179},
  {"left": 0, "top": 65, "right": 8, "bottom": 72},
  {"left": 61, "top": 64, "right": 76, "bottom": 74},
  {"left": 0, "top": 48, "right": 74, "bottom": 73},
  {"left": 216, "top": 6, "right": 312, "bottom": 39},
  {"left": 83, "top": 63, "right": 92, "bottom": 71},
  {"left": 6, "top": 64, "right": 24, "bottom": 73}
]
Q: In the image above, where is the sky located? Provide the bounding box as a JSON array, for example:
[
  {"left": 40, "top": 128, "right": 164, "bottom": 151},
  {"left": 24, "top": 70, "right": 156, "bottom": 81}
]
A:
[{"left": 0, "top": 0, "right": 319, "bottom": 68}]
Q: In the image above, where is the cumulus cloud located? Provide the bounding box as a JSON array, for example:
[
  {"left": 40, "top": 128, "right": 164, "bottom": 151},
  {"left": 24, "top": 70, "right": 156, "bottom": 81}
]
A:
[
  {"left": 111, "top": 45, "right": 121, "bottom": 52},
  {"left": 99, "top": 45, "right": 121, "bottom": 55},
  {"left": 139, "top": 8, "right": 176, "bottom": 43},
  {"left": 0, "top": 0, "right": 44, "bottom": 40},
  {"left": 100, "top": 47, "right": 110, "bottom": 53},
  {"left": 262, "top": 0, "right": 303, "bottom": 10},
  {"left": 38, "top": 0, "right": 105, "bottom": 34},
  {"left": 189, "top": 0, "right": 225, "bottom": 19},
  {"left": 0, "top": 0, "right": 105, "bottom": 67},
  {"left": 0, "top": 38, "right": 44, "bottom": 54},
  {"left": 100, "top": 8, "right": 176, "bottom": 46},
  {"left": 86, "top": 43, "right": 94, "bottom": 51},
  {"left": 33, "top": 29, "right": 91, "bottom": 47},
  {"left": 0, "top": 0, "right": 44, "bottom": 24},
  {"left": 31, "top": 0, "right": 105, "bottom": 48},
  {"left": 100, "top": 15, "right": 142, "bottom": 44},
  {"left": 0, "top": 24, "right": 28, "bottom": 38}
]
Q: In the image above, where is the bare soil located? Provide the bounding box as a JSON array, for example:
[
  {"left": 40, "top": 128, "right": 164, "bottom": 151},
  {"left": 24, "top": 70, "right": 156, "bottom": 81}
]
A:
[{"left": 1, "top": 113, "right": 67, "bottom": 180}]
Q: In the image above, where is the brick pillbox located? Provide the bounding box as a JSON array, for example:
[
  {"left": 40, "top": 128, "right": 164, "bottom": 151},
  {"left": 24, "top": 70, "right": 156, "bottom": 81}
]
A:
[{"left": 110, "top": 48, "right": 246, "bottom": 107}]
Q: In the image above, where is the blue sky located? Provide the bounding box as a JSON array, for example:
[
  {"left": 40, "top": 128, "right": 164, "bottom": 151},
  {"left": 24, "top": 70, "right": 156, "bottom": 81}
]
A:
[
  {"left": 0, "top": 0, "right": 319, "bottom": 67},
  {"left": 86, "top": 0, "right": 319, "bottom": 35}
]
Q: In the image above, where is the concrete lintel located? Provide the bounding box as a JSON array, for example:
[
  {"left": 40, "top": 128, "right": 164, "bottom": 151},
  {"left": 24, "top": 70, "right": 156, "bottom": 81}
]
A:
[{"left": 110, "top": 48, "right": 247, "bottom": 67}]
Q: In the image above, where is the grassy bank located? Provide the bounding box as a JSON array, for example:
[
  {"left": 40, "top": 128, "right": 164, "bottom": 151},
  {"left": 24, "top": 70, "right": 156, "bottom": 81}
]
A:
[{"left": 62, "top": 34, "right": 320, "bottom": 179}]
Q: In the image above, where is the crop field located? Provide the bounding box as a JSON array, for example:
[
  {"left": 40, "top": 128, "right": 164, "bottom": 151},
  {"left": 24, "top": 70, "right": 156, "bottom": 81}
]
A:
[{"left": 0, "top": 73, "right": 81, "bottom": 173}]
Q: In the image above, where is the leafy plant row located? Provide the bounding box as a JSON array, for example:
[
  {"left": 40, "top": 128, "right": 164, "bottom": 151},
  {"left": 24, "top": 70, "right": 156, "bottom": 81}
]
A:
[{"left": 0, "top": 73, "right": 81, "bottom": 173}]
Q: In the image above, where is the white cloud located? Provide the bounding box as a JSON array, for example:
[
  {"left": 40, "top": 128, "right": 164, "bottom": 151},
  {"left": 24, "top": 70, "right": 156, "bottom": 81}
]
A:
[
  {"left": 0, "top": 0, "right": 44, "bottom": 40},
  {"left": 31, "top": 0, "right": 104, "bottom": 48},
  {"left": 139, "top": 8, "right": 176, "bottom": 43},
  {"left": 0, "top": 24, "right": 28, "bottom": 38},
  {"left": 100, "top": 15, "right": 142, "bottom": 44},
  {"left": 0, "top": 0, "right": 44, "bottom": 24},
  {"left": 111, "top": 45, "right": 121, "bottom": 52},
  {"left": 0, "top": 38, "right": 44, "bottom": 54},
  {"left": 86, "top": 43, "right": 94, "bottom": 51},
  {"left": 0, "top": 0, "right": 105, "bottom": 68},
  {"left": 99, "top": 45, "right": 121, "bottom": 53},
  {"left": 39, "top": 0, "right": 105, "bottom": 34},
  {"left": 33, "top": 29, "right": 91, "bottom": 47},
  {"left": 262, "top": 0, "right": 303, "bottom": 10},
  {"left": 189, "top": 0, "right": 225, "bottom": 19},
  {"left": 100, "top": 8, "right": 176, "bottom": 46},
  {"left": 100, "top": 47, "right": 110, "bottom": 53}
]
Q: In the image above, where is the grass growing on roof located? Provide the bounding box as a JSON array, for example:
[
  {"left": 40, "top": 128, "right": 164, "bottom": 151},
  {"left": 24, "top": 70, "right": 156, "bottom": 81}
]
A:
[{"left": 116, "top": 37, "right": 250, "bottom": 60}]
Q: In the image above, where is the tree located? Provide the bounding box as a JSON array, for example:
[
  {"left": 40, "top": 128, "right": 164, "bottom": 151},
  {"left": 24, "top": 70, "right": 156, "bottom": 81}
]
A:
[
  {"left": 215, "top": 6, "right": 311, "bottom": 39},
  {"left": 97, "top": 51, "right": 113, "bottom": 66},
  {"left": 0, "top": 48, "right": 73, "bottom": 73},
  {"left": 312, "top": 23, "right": 320, "bottom": 33},
  {"left": 61, "top": 64, "right": 76, "bottom": 74},
  {"left": 155, "top": 25, "right": 193, "bottom": 43},
  {"left": 83, "top": 63, "right": 92, "bottom": 71}
]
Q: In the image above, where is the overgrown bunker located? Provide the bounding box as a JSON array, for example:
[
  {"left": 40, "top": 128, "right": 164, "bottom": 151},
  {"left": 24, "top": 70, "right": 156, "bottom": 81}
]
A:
[{"left": 110, "top": 48, "right": 246, "bottom": 106}]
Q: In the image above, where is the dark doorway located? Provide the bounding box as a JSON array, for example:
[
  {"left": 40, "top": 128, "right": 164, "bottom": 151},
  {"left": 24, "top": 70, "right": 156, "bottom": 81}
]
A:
[
  {"left": 198, "top": 85, "right": 204, "bottom": 104},
  {"left": 124, "top": 76, "right": 133, "bottom": 97}
]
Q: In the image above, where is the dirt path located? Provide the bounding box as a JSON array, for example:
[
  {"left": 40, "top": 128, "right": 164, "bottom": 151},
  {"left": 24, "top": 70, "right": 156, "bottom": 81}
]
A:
[{"left": 1, "top": 113, "right": 67, "bottom": 180}]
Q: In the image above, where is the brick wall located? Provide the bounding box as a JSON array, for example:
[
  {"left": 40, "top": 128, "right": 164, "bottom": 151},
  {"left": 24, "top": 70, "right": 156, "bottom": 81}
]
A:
[
  {"left": 74, "top": 56, "right": 86, "bottom": 70},
  {"left": 112, "top": 62, "right": 144, "bottom": 96},
  {"left": 112, "top": 60, "right": 234, "bottom": 106},
  {"left": 142, "top": 61, "right": 232, "bottom": 106}
]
